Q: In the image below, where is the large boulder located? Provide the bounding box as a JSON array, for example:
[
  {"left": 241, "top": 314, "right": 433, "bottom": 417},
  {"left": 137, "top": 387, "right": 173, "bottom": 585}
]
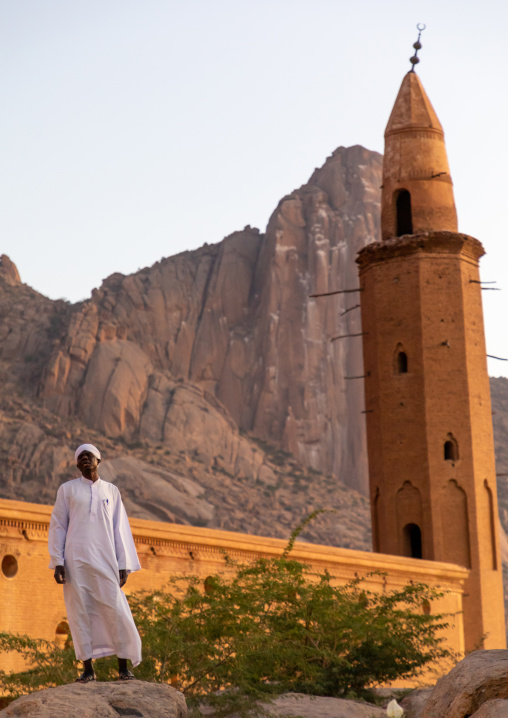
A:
[
  {"left": 267, "top": 693, "right": 385, "bottom": 717},
  {"left": 200, "top": 692, "right": 386, "bottom": 717},
  {"left": 0, "top": 680, "right": 186, "bottom": 718},
  {"left": 422, "top": 650, "right": 508, "bottom": 718},
  {"left": 472, "top": 699, "right": 508, "bottom": 717}
]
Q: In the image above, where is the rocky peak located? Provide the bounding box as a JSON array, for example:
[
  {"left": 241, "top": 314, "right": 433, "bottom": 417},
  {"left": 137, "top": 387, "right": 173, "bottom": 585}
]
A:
[{"left": 0, "top": 255, "right": 20, "bottom": 284}]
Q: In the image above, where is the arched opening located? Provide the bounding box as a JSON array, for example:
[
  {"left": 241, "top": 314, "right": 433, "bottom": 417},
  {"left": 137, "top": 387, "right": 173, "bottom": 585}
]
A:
[
  {"left": 444, "top": 434, "right": 459, "bottom": 461},
  {"left": 397, "top": 481, "right": 423, "bottom": 557},
  {"left": 422, "top": 599, "right": 431, "bottom": 615},
  {"left": 55, "top": 621, "right": 70, "bottom": 649},
  {"left": 1, "top": 555, "right": 18, "bottom": 578},
  {"left": 402, "top": 523, "right": 422, "bottom": 559},
  {"left": 444, "top": 442, "right": 454, "bottom": 460},
  {"left": 397, "top": 351, "right": 408, "bottom": 374},
  {"left": 396, "top": 190, "right": 413, "bottom": 236},
  {"left": 393, "top": 344, "right": 408, "bottom": 374}
]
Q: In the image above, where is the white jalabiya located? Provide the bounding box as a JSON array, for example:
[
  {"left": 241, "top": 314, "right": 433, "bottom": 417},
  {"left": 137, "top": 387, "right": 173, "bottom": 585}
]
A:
[{"left": 48, "top": 477, "right": 142, "bottom": 666}]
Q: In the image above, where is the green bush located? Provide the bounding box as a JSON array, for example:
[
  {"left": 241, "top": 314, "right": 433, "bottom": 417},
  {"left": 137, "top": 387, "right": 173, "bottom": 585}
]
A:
[{"left": 0, "top": 519, "right": 453, "bottom": 716}]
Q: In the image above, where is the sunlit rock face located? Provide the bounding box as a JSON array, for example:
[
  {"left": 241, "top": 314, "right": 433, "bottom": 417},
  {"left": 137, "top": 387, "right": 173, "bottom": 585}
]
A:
[
  {"left": 36, "top": 145, "right": 382, "bottom": 494},
  {"left": 247, "top": 146, "right": 382, "bottom": 492}
]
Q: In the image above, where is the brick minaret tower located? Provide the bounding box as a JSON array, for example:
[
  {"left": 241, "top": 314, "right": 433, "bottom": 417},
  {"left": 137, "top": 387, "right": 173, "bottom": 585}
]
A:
[{"left": 357, "top": 43, "right": 506, "bottom": 650}]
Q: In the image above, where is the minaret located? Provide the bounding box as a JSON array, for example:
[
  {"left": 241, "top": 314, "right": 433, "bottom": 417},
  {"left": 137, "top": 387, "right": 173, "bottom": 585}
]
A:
[{"left": 357, "top": 29, "right": 506, "bottom": 651}]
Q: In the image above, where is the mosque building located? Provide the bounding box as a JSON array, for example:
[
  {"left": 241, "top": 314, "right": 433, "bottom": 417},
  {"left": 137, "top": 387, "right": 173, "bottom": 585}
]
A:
[{"left": 0, "top": 35, "right": 505, "bottom": 675}]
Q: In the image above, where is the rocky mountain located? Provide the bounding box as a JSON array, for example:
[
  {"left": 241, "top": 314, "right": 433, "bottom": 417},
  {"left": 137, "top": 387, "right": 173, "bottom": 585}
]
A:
[
  {"left": 0, "top": 145, "right": 382, "bottom": 550},
  {"left": 35, "top": 144, "right": 381, "bottom": 494}
]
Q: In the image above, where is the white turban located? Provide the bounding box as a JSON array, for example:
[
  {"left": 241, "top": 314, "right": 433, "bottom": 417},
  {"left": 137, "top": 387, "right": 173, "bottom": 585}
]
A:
[{"left": 75, "top": 444, "right": 101, "bottom": 462}]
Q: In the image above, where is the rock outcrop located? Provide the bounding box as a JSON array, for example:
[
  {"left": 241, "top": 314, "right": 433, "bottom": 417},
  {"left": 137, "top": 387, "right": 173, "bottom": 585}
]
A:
[
  {"left": 200, "top": 692, "right": 387, "bottom": 717},
  {"left": 422, "top": 649, "right": 508, "bottom": 718},
  {"left": 0, "top": 680, "right": 186, "bottom": 718},
  {"left": 472, "top": 700, "right": 508, "bottom": 716},
  {"left": 0, "top": 255, "right": 20, "bottom": 285},
  {"left": 258, "top": 693, "right": 386, "bottom": 717}
]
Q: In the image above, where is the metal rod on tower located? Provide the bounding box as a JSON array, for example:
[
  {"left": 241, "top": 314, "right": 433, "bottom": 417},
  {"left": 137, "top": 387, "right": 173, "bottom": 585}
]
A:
[
  {"left": 309, "top": 288, "right": 363, "bottom": 298},
  {"left": 409, "top": 23, "right": 426, "bottom": 72}
]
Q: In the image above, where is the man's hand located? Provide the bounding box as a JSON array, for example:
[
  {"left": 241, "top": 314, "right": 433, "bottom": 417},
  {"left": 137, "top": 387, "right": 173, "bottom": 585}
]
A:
[
  {"left": 119, "top": 569, "right": 127, "bottom": 588},
  {"left": 54, "top": 565, "right": 66, "bottom": 584}
]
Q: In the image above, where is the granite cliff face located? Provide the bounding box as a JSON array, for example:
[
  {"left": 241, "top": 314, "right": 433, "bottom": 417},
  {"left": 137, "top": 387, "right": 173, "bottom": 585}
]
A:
[
  {"left": 0, "top": 145, "right": 382, "bottom": 550},
  {"left": 35, "top": 144, "right": 382, "bottom": 494}
]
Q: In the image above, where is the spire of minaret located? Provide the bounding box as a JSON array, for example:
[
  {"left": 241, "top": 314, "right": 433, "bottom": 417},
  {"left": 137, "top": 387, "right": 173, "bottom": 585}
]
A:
[
  {"left": 380, "top": 26, "right": 458, "bottom": 240},
  {"left": 385, "top": 72, "right": 443, "bottom": 135}
]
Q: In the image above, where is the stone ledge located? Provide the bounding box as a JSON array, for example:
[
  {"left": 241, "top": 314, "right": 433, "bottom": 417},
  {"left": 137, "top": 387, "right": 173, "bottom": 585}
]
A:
[{"left": 357, "top": 231, "right": 484, "bottom": 268}]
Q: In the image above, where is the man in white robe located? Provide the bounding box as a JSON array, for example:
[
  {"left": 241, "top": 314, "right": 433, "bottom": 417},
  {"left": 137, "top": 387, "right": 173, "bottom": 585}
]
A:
[{"left": 48, "top": 443, "right": 142, "bottom": 682}]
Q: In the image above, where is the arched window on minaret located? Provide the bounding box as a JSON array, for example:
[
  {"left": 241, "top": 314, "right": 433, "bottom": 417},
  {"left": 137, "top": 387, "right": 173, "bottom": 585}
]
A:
[
  {"left": 444, "top": 433, "right": 459, "bottom": 461},
  {"left": 403, "top": 523, "right": 422, "bottom": 559},
  {"left": 393, "top": 344, "right": 408, "bottom": 374},
  {"left": 395, "top": 189, "right": 413, "bottom": 236},
  {"left": 397, "top": 481, "right": 423, "bottom": 558},
  {"left": 397, "top": 351, "right": 408, "bottom": 373}
]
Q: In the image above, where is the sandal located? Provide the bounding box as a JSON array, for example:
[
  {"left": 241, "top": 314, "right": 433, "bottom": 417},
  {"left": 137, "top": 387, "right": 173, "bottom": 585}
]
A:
[
  {"left": 118, "top": 669, "right": 135, "bottom": 680},
  {"left": 75, "top": 671, "right": 96, "bottom": 683}
]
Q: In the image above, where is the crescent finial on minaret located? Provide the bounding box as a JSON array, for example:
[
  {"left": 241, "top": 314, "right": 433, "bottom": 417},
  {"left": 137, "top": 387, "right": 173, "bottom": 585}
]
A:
[{"left": 409, "top": 23, "right": 426, "bottom": 71}]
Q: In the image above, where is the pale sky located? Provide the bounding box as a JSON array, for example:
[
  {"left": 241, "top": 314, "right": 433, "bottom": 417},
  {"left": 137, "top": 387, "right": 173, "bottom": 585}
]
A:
[{"left": 1, "top": 0, "right": 508, "bottom": 376}]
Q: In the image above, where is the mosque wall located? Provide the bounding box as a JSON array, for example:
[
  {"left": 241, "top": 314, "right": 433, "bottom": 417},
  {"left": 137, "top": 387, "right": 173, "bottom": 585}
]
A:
[{"left": 0, "top": 497, "right": 467, "bottom": 677}]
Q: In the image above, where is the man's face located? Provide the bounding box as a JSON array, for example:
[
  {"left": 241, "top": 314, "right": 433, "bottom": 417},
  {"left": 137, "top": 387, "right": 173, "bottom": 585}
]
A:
[{"left": 77, "top": 450, "right": 100, "bottom": 477}]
